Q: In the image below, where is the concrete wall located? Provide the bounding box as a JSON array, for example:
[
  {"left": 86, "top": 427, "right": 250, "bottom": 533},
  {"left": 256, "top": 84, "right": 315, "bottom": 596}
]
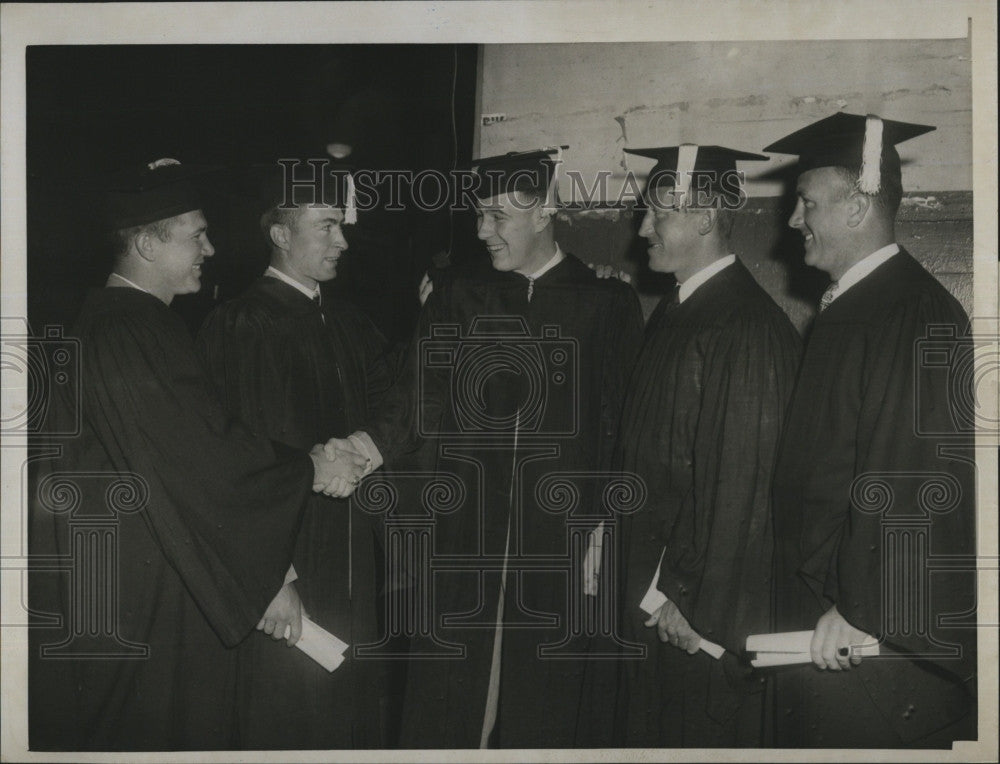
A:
[{"left": 479, "top": 39, "right": 973, "bottom": 329}]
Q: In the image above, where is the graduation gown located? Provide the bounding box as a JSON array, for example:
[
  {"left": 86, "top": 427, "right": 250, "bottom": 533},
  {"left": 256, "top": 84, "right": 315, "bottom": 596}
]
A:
[
  {"left": 365, "top": 252, "right": 645, "bottom": 748},
  {"left": 197, "top": 276, "right": 393, "bottom": 748},
  {"left": 615, "top": 259, "right": 802, "bottom": 746},
  {"left": 28, "top": 287, "right": 312, "bottom": 751},
  {"left": 771, "top": 250, "right": 977, "bottom": 747}
]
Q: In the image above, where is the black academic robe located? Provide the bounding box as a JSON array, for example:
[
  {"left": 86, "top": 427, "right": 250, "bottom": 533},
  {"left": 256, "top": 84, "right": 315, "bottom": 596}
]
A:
[
  {"left": 614, "top": 259, "right": 802, "bottom": 747},
  {"left": 771, "top": 250, "right": 977, "bottom": 748},
  {"left": 365, "top": 253, "right": 645, "bottom": 748},
  {"left": 197, "top": 276, "right": 393, "bottom": 749},
  {"left": 28, "top": 287, "right": 312, "bottom": 751}
]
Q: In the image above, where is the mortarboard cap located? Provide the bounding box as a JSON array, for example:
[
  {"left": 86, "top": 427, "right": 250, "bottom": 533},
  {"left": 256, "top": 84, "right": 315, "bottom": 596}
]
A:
[
  {"left": 102, "top": 158, "right": 216, "bottom": 230},
  {"left": 624, "top": 144, "right": 767, "bottom": 208},
  {"left": 252, "top": 157, "right": 358, "bottom": 224},
  {"left": 471, "top": 146, "right": 568, "bottom": 206},
  {"left": 763, "top": 112, "right": 935, "bottom": 194}
]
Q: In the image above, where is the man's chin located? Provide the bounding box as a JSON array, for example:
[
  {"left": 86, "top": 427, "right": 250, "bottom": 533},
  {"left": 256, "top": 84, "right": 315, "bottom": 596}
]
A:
[{"left": 647, "top": 257, "right": 674, "bottom": 275}]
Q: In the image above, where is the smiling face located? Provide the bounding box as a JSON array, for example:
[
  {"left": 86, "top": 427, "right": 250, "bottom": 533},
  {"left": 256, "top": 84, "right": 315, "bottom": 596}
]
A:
[
  {"left": 273, "top": 204, "right": 348, "bottom": 288},
  {"left": 637, "top": 184, "right": 706, "bottom": 281},
  {"left": 475, "top": 191, "right": 552, "bottom": 275},
  {"left": 788, "top": 167, "right": 857, "bottom": 279},
  {"left": 148, "top": 210, "right": 214, "bottom": 300}
]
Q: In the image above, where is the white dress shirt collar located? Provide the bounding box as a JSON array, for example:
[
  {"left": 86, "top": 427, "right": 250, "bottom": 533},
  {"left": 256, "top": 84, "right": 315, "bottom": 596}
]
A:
[
  {"left": 678, "top": 254, "right": 736, "bottom": 304},
  {"left": 265, "top": 265, "right": 321, "bottom": 302},
  {"left": 107, "top": 272, "right": 151, "bottom": 294},
  {"left": 524, "top": 243, "right": 565, "bottom": 281},
  {"left": 829, "top": 243, "right": 899, "bottom": 303}
]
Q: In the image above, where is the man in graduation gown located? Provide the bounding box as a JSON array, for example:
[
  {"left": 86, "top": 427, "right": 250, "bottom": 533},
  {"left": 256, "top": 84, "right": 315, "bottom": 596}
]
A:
[
  {"left": 28, "top": 159, "right": 359, "bottom": 751},
  {"left": 197, "top": 160, "right": 394, "bottom": 748},
  {"left": 765, "top": 113, "right": 977, "bottom": 748},
  {"left": 328, "top": 148, "right": 645, "bottom": 748},
  {"left": 613, "top": 145, "right": 802, "bottom": 747}
]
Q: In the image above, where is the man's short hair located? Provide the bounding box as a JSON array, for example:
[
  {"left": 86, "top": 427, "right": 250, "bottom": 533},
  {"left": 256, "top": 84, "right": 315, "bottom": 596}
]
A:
[
  {"left": 260, "top": 204, "right": 302, "bottom": 251},
  {"left": 830, "top": 146, "right": 904, "bottom": 218},
  {"left": 648, "top": 185, "right": 738, "bottom": 241},
  {"left": 679, "top": 202, "right": 737, "bottom": 242},
  {"left": 111, "top": 217, "right": 176, "bottom": 259},
  {"left": 712, "top": 207, "right": 737, "bottom": 240}
]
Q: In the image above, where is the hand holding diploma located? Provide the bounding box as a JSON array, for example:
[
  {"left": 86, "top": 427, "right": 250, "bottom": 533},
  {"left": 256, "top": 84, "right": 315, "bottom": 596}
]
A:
[
  {"left": 645, "top": 598, "right": 702, "bottom": 655},
  {"left": 258, "top": 581, "right": 304, "bottom": 647},
  {"left": 282, "top": 616, "right": 350, "bottom": 672},
  {"left": 812, "top": 604, "right": 875, "bottom": 671},
  {"left": 746, "top": 622, "right": 880, "bottom": 669}
]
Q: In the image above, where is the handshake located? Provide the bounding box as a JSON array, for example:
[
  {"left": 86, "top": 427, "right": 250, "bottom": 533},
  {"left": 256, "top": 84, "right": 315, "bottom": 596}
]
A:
[{"left": 308, "top": 436, "right": 372, "bottom": 498}]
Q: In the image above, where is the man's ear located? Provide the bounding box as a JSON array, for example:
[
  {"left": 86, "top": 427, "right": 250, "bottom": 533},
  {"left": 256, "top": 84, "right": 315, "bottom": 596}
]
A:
[
  {"left": 270, "top": 222, "right": 290, "bottom": 252},
  {"left": 533, "top": 203, "right": 556, "bottom": 233},
  {"left": 134, "top": 230, "right": 158, "bottom": 263},
  {"left": 697, "top": 208, "right": 718, "bottom": 236},
  {"left": 845, "top": 191, "right": 872, "bottom": 229}
]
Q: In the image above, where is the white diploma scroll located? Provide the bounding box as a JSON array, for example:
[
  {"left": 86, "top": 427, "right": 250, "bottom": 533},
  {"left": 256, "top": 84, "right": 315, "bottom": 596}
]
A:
[
  {"left": 282, "top": 616, "right": 350, "bottom": 672},
  {"left": 639, "top": 550, "right": 726, "bottom": 660},
  {"left": 746, "top": 630, "right": 880, "bottom": 667}
]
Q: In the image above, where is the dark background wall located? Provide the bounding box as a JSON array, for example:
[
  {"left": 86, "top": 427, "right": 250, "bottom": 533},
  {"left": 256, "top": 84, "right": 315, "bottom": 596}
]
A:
[{"left": 26, "top": 44, "right": 480, "bottom": 341}]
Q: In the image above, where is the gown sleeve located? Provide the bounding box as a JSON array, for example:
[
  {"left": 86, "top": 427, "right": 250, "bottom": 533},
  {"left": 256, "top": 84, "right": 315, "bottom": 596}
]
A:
[
  {"left": 832, "top": 291, "right": 976, "bottom": 679},
  {"left": 656, "top": 310, "right": 801, "bottom": 653},
  {"left": 91, "top": 306, "right": 312, "bottom": 646}
]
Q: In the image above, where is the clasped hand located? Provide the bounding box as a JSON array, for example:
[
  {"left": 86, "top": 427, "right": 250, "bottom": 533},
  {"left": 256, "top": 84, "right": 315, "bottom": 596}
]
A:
[{"left": 309, "top": 439, "right": 368, "bottom": 497}]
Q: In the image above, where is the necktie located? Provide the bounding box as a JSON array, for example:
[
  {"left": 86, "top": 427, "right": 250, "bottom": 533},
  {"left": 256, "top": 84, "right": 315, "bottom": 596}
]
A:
[
  {"left": 527, "top": 277, "right": 535, "bottom": 303},
  {"left": 818, "top": 281, "right": 840, "bottom": 312},
  {"left": 312, "top": 291, "right": 325, "bottom": 324}
]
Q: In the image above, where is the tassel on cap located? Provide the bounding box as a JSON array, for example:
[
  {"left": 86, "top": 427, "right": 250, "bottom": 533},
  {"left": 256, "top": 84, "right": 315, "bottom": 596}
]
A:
[
  {"left": 623, "top": 145, "right": 767, "bottom": 209},
  {"left": 545, "top": 145, "right": 563, "bottom": 211},
  {"left": 344, "top": 173, "right": 357, "bottom": 224},
  {"left": 764, "top": 113, "right": 935, "bottom": 185},
  {"left": 857, "top": 115, "right": 884, "bottom": 194},
  {"left": 675, "top": 144, "right": 699, "bottom": 208}
]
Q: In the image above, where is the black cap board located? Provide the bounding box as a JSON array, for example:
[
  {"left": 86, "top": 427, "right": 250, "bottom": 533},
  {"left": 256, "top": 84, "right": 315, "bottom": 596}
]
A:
[
  {"left": 624, "top": 144, "right": 767, "bottom": 207},
  {"left": 471, "top": 146, "right": 568, "bottom": 203},
  {"left": 251, "top": 157, "right": 357, "bottom": 223},
  {"left": 763, "top": 112, "right": 935, "bottom": 193},
  {"left": 101, "top": 158, "right": 217, "bottom": 230}
]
